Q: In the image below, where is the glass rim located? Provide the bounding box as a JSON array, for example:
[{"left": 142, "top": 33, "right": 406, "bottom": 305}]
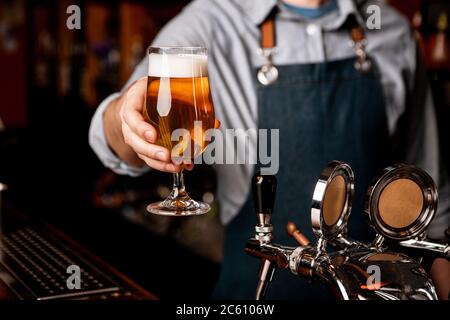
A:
[{"left": 147, "top": 46, "right": 207, "bottom": 55}]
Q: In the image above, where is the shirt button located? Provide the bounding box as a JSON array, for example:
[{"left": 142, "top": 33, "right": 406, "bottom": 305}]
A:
[{"left": 306, "top": 24, "right": 319, "bottom": 36}]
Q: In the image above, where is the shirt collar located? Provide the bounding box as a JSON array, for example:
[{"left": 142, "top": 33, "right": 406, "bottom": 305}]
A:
[
  {"left": 234, "top": 0, "right": 366, "bottom": 30},
  {"left": 232, "top": 0, "right": 278, "bottom": 26}
]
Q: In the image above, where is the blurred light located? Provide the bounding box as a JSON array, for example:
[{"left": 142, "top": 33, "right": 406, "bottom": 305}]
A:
[
  {"left": 108, "top": 49, "right": 120, "bottom": 65},
  {"left": 202, "top": 192, "right": 214, "bottom": 204},
  {"left": 101, "top": 194, "right": 113, "bottom": 207}
]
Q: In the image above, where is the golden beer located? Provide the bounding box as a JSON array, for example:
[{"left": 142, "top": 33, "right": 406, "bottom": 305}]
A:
[
  {"left": 144, "top": 76, "right": 214, "bottom": 161},
  {"left": 144, "top": 52, "right": 216, "bottom": 162}
]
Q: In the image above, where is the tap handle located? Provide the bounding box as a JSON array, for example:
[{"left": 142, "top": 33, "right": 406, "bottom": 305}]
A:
[
  {"left": 252, "top": 172, "right": 277, "bottom": 215},
  {"left": 286, "top": 221, "right": 311, "bottom": 246}
]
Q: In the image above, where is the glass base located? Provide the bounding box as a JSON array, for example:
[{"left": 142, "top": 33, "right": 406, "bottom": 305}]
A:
[
  {"left": 146, "top": 198, "right": 211, "bottom": 216},
  {"left": 147, "top": 171, "right": 211, "bottom": 216}
]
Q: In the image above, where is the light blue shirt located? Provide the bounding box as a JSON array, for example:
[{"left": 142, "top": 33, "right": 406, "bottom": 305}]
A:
[{"left": 89, "top": 0, "right": 449, "bottom": 240}]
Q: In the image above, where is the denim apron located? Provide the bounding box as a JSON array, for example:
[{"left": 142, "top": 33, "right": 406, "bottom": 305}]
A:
[{"left": 213, "top": 20, "right": 391, "bottom": 300}]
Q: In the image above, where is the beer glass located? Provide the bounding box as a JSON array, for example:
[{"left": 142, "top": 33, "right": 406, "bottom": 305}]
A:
[{"left": 144, "top": 46, "right": 217, "bottom": 216}]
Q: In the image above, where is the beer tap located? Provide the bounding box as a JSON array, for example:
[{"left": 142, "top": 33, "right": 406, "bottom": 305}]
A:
[
  {"left": 245, "top": 162, "right": 438, "bottom": 300},
  {"left": 248, "top": 173, "right": 281, "bottom": 300},
  {"left": 246, "top": 172, "right": 318, "bottom": 299},
  {"left": 252, "top": 173, "right": 276, "bottom": 245}
]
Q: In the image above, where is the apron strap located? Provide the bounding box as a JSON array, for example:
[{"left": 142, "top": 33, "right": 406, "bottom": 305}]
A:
[
  {"left": 349, "top": 24, "right": 372, "bottom": 72},
  {"left": 257, "top": 9, "right": 279, "bottom": 85},
  {"left": 350, "top": 26, "right": 365, "bottom": 42},
  {"left": 257, "top": 12, "right": 372, "bottom": 79},
  {"left": 260, "top": 12, "right": 276, "bottom": 49}
]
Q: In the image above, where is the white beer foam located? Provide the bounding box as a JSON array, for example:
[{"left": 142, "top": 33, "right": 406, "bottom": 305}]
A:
[{"left": 148, "top": 53, "right": 208, "bottom": 78}]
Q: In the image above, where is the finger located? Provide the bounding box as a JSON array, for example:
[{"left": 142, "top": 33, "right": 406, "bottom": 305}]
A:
[
  {"left": 122, "top": 123, "right": 170, "bottom": 162},
  {"left": 124, "top": 77, "right": 147, "bottom": 111},
  {"left": 120, "top": 77, "right": 147, "bottom": 115},
  {"left": 137, "top": 154, "right": 182, "bottom": 173},
  {"left": 184, "top": 164, "right": 194, "bottom": 171},
  {"left": 121, "top": 78, "right": 157, "bottom": 142},
  {"left": 122, "top": 109, "right": 157, "bottom": 143}
]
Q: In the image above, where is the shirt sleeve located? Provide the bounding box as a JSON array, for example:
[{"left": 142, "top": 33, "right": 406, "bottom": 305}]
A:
[
  {"left": 392, "top": 34, "right": 450, "bottom": 241},
  {"left": 88, "top": 0, "right": 214, "bottom": 177},
  {"left": 88, "top": 92, "right": 150, "bottom": 177}
]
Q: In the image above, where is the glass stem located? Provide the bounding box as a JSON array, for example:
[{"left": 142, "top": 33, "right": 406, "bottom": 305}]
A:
[{"left": 172, "top": 170, "right": 188, "bottom": 199}]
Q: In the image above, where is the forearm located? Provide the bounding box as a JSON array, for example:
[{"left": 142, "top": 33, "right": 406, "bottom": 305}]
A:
[{"left": 103, "top": 95, "right": 145, "bottom": 167}]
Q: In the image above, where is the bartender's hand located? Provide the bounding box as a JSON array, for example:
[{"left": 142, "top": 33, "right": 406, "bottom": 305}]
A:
[{"left": 103, "top": 77, "right": 193, "bottom": 173}]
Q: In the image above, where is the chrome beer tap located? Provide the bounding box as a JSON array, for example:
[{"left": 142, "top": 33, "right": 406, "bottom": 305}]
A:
[
  {"left": 247, "top": 173, "right": 289, "bottom": 300},
  {"left": 245, "top": 162, "right": 438, "bottom": 300}
]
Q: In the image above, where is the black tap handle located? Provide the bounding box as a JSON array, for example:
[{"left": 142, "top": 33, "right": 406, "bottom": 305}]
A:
[{"left": 252, "top": 172, "right": 277, "bottom": 215}]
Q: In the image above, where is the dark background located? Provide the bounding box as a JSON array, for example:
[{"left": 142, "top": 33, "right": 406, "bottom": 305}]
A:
[{"left": 0, "top": 0, "right": 449, "bottom": 299}]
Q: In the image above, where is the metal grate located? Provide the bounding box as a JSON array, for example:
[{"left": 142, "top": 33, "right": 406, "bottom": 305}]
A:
[{"left": 1, "top": 226, "right": 120, "bottom": 300}]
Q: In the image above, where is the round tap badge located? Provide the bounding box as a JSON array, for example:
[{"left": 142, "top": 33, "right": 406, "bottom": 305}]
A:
[
  {"left": 365, "top": 164, "right": 438, "bottom": 240},
  {"left": 311, "top": 161, "right": 354, "bottom": 241}
]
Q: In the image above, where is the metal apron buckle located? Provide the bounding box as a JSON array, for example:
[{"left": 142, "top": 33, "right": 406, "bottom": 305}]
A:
[
  {"left": 352, "top": 35, "right": 372, "bottom": 72},
  {"left": 257, "top": 47, "right": 279, "bottom": 85}
]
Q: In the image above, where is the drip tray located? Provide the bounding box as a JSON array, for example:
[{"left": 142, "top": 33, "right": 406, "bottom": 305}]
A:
[{"left": 1, "top": 226, "right": 120, "bottom": 300}]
